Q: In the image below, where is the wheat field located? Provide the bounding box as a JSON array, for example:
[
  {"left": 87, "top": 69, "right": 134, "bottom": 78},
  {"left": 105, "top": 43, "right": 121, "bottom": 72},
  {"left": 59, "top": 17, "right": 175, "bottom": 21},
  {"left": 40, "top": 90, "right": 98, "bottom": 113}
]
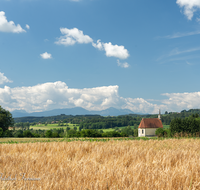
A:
[{"left": 0, "top": 139, "right": 200, "bottom": 190}]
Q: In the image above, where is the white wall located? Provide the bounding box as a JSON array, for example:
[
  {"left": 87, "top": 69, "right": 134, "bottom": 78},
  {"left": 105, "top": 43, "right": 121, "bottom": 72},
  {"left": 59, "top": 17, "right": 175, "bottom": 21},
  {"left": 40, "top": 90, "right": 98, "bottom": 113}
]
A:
[
  {"left": 138, "top": 128, "right": 145, "bottom": 137},
  {"left": 145, "top": 128, "right": 157, "bottom": 136},
  {"left": 138, "top": 128, "right": 158, "bottom": 137}
]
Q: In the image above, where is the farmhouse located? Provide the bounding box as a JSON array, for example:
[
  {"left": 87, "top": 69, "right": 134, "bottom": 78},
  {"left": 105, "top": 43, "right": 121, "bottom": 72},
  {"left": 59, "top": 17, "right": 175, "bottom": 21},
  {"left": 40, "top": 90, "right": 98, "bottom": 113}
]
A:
[{"left": 138, "top": 112, "right": 163, "bottom": 137}]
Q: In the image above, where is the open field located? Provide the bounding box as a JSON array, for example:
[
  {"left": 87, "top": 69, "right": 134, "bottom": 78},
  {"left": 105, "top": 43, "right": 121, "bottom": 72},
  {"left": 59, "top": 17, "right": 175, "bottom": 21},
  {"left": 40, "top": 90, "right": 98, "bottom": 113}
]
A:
[
  {"left": 28, "top": 124, "right": 170, "bottom": 131},
  {"left": 30, "top": 123, "right": 79, "bottom": 130},
  {"left": 163, "top": 125, "right": 170, "bottom": 129},
  {"left": 0, "top": 138, "right": 200, "bottom": 189}
]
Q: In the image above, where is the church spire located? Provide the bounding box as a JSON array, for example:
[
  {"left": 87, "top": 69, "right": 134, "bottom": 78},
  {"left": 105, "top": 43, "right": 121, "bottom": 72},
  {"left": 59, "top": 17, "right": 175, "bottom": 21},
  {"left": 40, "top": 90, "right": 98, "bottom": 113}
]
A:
[{"left": 158, "top": 109, "right": 161, "bottom": 120}]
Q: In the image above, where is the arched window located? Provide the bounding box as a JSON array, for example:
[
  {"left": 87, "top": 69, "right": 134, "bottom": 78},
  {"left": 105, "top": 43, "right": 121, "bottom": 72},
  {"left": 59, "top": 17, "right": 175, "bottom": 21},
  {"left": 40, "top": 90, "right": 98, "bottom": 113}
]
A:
[{"left": 142, "top": 129, "right": 144, "bottom": 134}]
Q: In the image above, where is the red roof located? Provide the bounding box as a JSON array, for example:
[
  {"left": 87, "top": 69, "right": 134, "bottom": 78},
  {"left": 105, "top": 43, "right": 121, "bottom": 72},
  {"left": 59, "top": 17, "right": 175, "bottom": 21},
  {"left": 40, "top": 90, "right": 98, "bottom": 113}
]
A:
[{"left": 138, "top": 118, "right": 163, "bottom": 129}]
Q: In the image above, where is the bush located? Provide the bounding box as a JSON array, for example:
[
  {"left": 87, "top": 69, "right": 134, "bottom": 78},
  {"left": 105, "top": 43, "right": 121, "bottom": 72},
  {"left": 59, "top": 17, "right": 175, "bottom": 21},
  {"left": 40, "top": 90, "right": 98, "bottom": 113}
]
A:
[
  {"left": 33, "top": 133, "right": 40, "bottom": 137},
  {"left": 23, "top": 130, "right": 34, "bottom": 137},
  {"left": 165, "top": 129, "right": 171, "bottom": 137},
  {"left": 52, "top": 132, "right": 59, "bottom": 138},
  {"left": 80, "top": 129, "right": 102, "bottom": 138},
  {"left": 155, "top": 128, "right": 165, "bottom": 137},
  {"left": 3, "top": 130, "right": 13, "bottom": 137},
  {"left": 45, "top": 130, "right": 52, "bottom": 138},
  {"left": 67, "top": 129, "right": 79, "bottom": 138},
  {"left": 0, "top": 128, "right": 3, "bottom": 137},
  {"left": 14, "top": 130, "right": 24, "bottom": 138},
  {"left": 102, "top": 131, "right": 121, "bottom": 137},
  {"left": 133, "top": 129, "right": 138, "bottom": 137}
]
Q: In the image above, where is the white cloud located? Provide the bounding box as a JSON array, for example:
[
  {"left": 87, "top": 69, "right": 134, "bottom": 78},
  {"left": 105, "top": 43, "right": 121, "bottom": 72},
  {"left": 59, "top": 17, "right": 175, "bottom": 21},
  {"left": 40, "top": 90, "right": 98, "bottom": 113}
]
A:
[
  {"left": 46, "top": 99, "right": 53, "bottom": 104},
  {"left": 40, "top": 52, "right": 52, "bottom": 59},
  {"left": 103, "top": 42, "right": 129, "bottom": 59},
  {"left": 25, "top": 24, "right": 30, "bottom": 29},
  {"left": 1, "top": 81, "right": 200, "bottom": 114},
  {"left": 55, "top": 27, "right": 130, "bottom": 62},
  {"left": 0, "top": 72, "right": 12, "bottom": 85},
  {"left": 55, "top": 28, "right": 93, "bottom": 46},
  {"left": 122, "top": 98, "right": 164, "bottom": 114},
  {"left": 92, "top": 39, "right": 104, "bottom": 50},
  {"left": 0, "top": 11, "right": 26, "bottom": 33},
  {"left": 92, "top": 40, "right": 130, "bottom": 59},
  {"left": 0, "top": 82, "right": 122, "bottom": 112},
  {"left": 176, "top": 0, "right": 200, "bottom": 20},
  {"left": 117, "top": 59, "right": 130, "bottom": 68},
  {"left": 161, "top": 91, "right": 200, "bottom": 111}
]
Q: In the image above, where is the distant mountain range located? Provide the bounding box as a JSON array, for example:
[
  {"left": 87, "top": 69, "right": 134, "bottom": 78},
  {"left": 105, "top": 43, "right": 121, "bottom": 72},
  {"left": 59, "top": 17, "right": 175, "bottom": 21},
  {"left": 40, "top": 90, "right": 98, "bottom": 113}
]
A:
[{"left": 11, "top": 107, "right": 137, "bottom": 118}]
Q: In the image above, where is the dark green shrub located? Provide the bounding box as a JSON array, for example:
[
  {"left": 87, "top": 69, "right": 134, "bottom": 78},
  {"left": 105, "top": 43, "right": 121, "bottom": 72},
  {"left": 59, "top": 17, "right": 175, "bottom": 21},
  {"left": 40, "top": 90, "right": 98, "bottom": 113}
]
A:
[
  {"left": 14, "top": 130, "right": 24, "bottom": 138},
  {"left": 52, "top": 132, "right": 59, "bottom": 138},
  {"left": 0, "top": 128, "right": 3, "bottom": 137},
  {"left": 3, "top": 130, "right": 13, "bottom": 137},
  {"left": 155, "top": 128, "right": 165, "bottom": 137},
  {"left": 133, "top": 129, "right": 138, "bottom": 137},
  {"left": 45, "top": 130, "right": 52, "bottom": 138},
  {"left": 23, "top": 130, "right": 34, "bottom": 137},
  {"left": 33, "top": 133, "right": 40, "bottom": 137},
  {"left": 67, "top": 129, "right": 79, "bottom": 138}
]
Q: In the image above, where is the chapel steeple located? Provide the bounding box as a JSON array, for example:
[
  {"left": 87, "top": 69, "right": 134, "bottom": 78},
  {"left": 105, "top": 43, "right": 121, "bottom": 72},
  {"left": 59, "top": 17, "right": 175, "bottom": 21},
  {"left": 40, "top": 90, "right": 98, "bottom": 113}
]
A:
[{"left": 158, "top": 109, "right": 161, "bottom": 120}]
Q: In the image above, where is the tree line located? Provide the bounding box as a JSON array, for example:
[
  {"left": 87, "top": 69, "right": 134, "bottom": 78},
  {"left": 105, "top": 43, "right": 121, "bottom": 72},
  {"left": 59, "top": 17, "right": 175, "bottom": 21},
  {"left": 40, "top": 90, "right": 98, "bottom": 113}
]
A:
[
  {"left": 3, "top": 104, "right": 200, "bottom": 138},
  {"left": 67, "top": 126, "right": 138, "bottom": 138},
  {"left": 156, "top": 114, "right": 200, "bottom": 137}
]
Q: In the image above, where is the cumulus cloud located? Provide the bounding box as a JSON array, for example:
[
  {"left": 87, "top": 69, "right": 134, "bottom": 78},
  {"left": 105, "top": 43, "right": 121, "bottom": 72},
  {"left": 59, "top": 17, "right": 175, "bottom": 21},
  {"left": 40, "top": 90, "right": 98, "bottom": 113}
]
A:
[
  {"left": 55, "top": 28, "right": 93, "bottom": 46},
  {"left": 0, "top": 82, "right": 122, "bottom": 112},
  {"left": 103, "top": 42, "right": 129, "bottom": 59},
  {"left": 1, "top": 81, "right": 200, "bottom": 114},
  {"left": 40, "top": 52, "right": 52, "bottom": 59},
  {"left": 92, "top": 40, "right": 130, "bottom": 59},
  {"left": 161, "top": 92, "right": 200, "bottom": 111},
  {"left": 122, "top": 98, "right": 165, "bottom": 114},
  {"left": 0, "top": 11, "right": 26, "bottom": 33},
  {"left": 0, "top": 72, "right": 12, "bottom": 85},
  {"left": 55, "top": 27, "right": 130, "bottom": 63},
  {"left": 176, "top": 0, "right": 200, "bottom": 20},
  {"left": 92, "top": 39, "right": 104, "bottom": 50},
  {"left": 117, "top": 59, "right": 130, "bottom": 68}
]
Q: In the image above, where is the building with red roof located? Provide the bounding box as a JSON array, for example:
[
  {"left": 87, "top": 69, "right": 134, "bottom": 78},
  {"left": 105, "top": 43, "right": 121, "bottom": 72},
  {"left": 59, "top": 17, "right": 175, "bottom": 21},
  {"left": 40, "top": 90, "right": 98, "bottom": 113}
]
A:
[{"left": 138, "top": 111, "right": 163, "bottom": 137}]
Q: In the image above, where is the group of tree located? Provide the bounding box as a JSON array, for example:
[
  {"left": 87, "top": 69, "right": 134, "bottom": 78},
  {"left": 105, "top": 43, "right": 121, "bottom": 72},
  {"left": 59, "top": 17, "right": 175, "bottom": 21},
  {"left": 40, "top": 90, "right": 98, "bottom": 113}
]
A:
[
  {"left": 66, "top": 126, "right": 138, "bottom": 138},
  {"left": 161, "top": 109, "right": 200, "bottom": 125},
  {"left": 0, "top": 106, "right": 14, "bottom": 132},
  {"left": 4, "top": 104, "right": 200, "bottom": 139},
  {"left": 0, "top": 128, "right": 66, "bottom": 138},
  {"left": 156, "top": 114, "right": 200, "bottom": 137},
  {"left": 0, "top": 126, "right": 138, "bottom": 138},
  {"left": 169, "top": 114, "right": 200, "bottom": 135},
  {"left": 14, "top": 109, "right": 200, "bottom": 128}
]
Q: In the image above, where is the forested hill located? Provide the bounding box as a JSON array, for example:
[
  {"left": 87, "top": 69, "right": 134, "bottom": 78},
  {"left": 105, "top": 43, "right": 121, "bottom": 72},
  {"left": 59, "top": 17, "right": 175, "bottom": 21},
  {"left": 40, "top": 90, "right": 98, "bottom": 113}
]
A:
[
  {"left": 13, "top": 109, "right": 200, "bottom": 126},
  {"left": 13, "top": 114, "right": 101, "bottom": 124},
  {"left": 161, "top": 109, "right": 200, "bottom": 125}
]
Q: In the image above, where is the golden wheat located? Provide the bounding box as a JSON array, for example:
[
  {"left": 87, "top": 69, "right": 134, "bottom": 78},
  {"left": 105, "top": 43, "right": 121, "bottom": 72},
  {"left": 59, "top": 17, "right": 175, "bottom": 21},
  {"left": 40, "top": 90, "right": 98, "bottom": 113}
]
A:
[{"left": 0, "top": 139, "right": 200, "bottom": 190}]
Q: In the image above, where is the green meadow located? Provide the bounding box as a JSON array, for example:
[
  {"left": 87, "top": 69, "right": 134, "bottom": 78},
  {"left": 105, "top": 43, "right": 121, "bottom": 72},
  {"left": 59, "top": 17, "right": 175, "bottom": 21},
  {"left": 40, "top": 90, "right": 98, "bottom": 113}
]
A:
[
  {"left": 29, "top": 123, "right": 170, "bottom": 132},
  {"left": 30, "top": 123, "right": 79, "bottom": 130}
]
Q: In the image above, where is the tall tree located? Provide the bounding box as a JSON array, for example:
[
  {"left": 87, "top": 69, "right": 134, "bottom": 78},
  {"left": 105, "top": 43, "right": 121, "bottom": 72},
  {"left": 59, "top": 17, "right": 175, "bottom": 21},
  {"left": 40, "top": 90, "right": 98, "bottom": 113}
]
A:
[{"left": 0, "top": 106, "right": 14, "bottom": 131}]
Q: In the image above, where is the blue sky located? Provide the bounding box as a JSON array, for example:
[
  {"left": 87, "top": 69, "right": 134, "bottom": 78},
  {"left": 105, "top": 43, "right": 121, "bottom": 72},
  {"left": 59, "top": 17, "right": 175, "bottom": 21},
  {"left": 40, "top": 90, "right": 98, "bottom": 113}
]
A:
[{"left": 0, "top": 0, "right": 200, "bottom": 114}]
